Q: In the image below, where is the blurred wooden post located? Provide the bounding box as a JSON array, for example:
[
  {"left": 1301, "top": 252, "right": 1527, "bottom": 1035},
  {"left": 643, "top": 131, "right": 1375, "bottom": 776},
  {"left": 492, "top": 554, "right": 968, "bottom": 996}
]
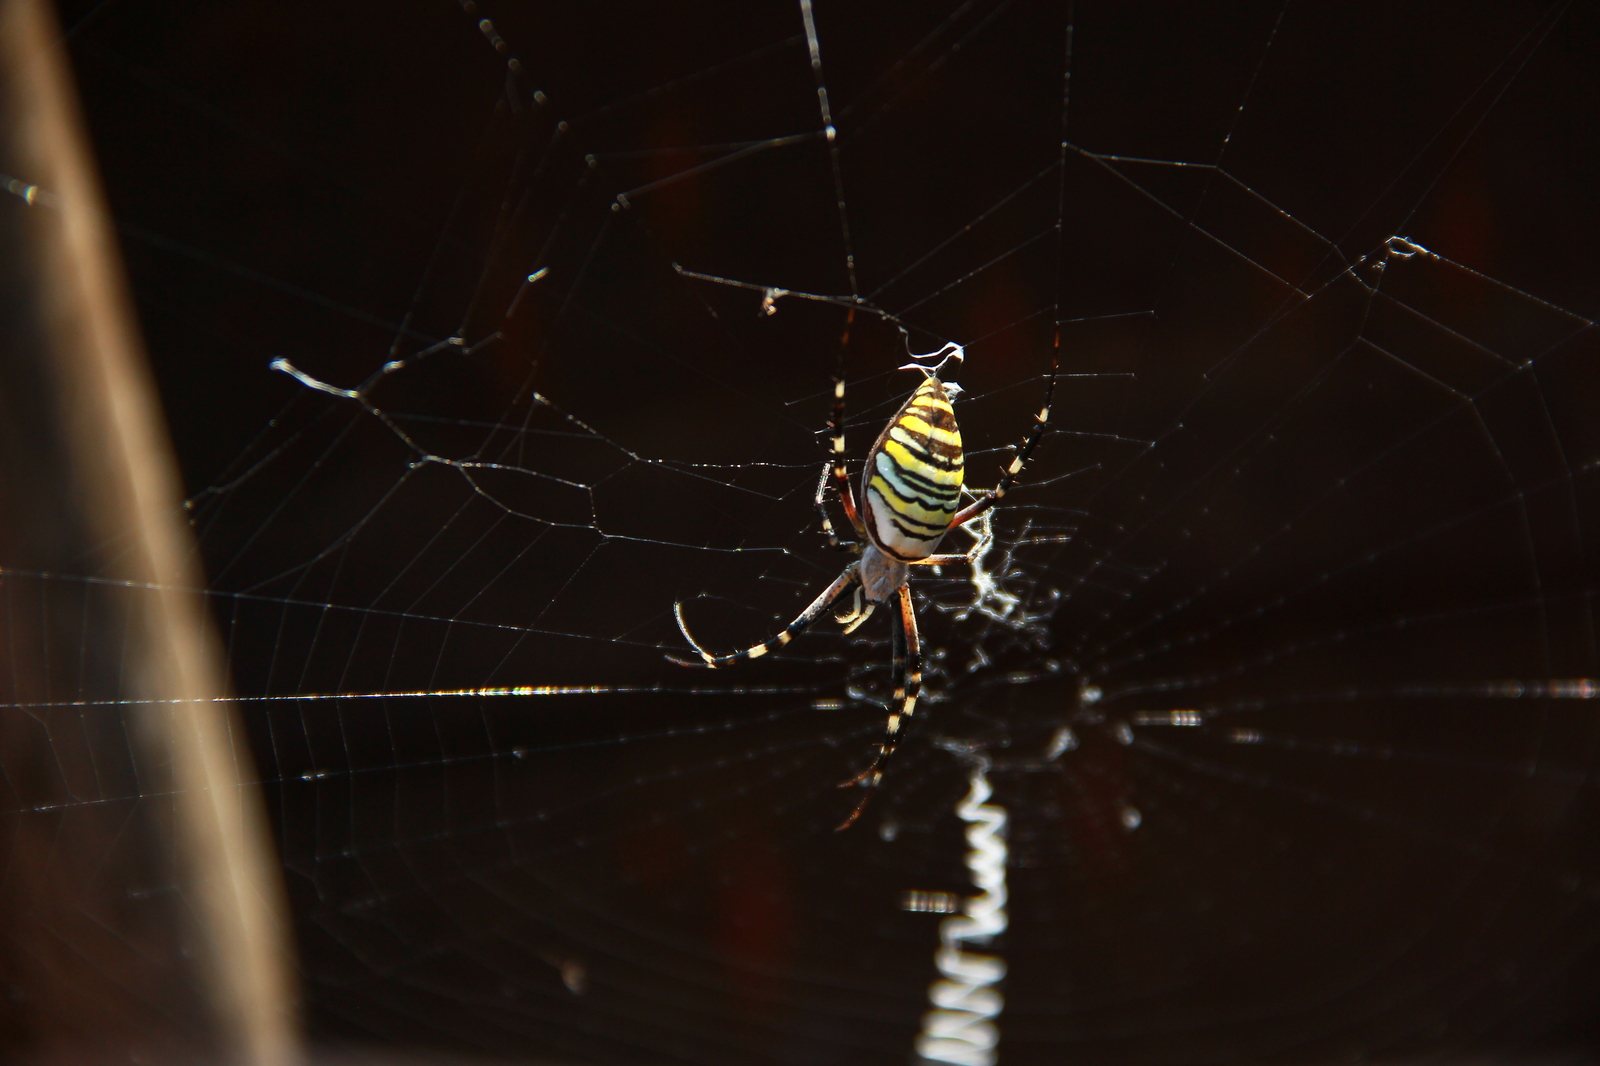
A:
[{"left": 0, "top": 0, "right": 301, "bottom": 1062}]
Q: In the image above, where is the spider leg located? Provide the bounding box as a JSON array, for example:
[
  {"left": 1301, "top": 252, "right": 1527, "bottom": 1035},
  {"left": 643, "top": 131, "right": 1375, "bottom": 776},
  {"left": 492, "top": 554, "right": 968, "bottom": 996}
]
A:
[
  {"left": 837, "top": 584, "right": 921, "bottom": 830},
  {"left": 816, "top": 309, "right": 868, "bottom": 550},
  {"left": 814, "top": 463, "right": 864, "bottom": 552},
  {"left": 949, "top": 350, "right": 1059, "bottom": 529},
  {"left": 835, "top": 603, "right": 904, "bottom": 791},
  {"left": 839, "top": 601, "right": 876, "bottom": 635},
  {"left": 833, "top": 584, "right": 877, "bottom": 634},
  {"left": 669, "top": 567, "right": 859, "bottom": 668},
  {"left": 910, "top": 493, "right": 998, "bottom": 570}
]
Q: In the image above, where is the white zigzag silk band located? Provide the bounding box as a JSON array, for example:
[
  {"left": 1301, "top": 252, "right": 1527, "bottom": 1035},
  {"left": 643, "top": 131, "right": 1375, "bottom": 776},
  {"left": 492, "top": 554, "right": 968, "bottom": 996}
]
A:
[{"left": 915, "top": 766, "right": 1009, "bottom": 1066}]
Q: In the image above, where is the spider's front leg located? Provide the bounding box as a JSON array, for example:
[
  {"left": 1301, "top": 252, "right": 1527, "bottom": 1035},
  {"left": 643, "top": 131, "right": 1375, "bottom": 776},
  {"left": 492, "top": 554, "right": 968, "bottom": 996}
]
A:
[
  {"left": 948, "top": 352, "right": 1059, "bottom": 529},
  {"left": 816, "top": 310, "right": 868, "bottom": 552},
  {"left": 814, "top": 461, "right": 864, "bottom": 553}
]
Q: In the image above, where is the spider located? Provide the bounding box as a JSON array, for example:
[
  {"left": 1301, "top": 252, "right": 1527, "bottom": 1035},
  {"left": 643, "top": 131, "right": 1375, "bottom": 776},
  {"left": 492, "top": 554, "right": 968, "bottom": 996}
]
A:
[{"left": 671, "top": 331, "right": 1056, "bottom": 829}]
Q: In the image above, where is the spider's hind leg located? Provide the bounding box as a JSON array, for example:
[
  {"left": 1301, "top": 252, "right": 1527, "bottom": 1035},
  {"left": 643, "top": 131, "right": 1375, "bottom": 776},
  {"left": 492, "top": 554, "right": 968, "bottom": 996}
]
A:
[{"left": 837, "top": 584, "right": 921, "bottom": 830}]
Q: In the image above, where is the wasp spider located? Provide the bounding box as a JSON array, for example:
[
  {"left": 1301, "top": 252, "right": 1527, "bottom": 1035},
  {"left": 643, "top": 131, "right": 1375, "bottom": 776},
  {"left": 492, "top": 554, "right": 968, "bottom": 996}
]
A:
[{"left": 672, "top": 336, "right": 1055, "bottom": 829}]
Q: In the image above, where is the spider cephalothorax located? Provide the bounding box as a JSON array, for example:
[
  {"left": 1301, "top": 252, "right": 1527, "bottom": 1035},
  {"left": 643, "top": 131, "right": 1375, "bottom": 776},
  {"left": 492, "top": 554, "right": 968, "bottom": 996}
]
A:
[{"left": 672, "top": 340, "right": 1054, "bottom": 828}]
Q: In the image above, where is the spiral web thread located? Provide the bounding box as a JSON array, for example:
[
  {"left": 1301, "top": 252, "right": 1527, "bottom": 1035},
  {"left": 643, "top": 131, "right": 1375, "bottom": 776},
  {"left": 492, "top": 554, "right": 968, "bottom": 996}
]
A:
[{"left": 917, "top": 764, "right": 1010, "bottom": 1066}]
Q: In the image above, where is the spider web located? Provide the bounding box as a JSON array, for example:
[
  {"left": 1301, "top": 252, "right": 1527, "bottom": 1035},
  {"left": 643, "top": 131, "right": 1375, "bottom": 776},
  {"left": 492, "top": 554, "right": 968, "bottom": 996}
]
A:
[{"left": 17, "top": 0, "right": 1600, "bottom": 1061}]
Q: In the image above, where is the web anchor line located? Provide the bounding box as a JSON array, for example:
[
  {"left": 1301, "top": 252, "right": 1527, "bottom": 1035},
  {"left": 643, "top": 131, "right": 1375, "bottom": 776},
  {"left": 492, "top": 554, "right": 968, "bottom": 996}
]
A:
[{"left": 915, "top": 762, "right": 1009, "bottom": 1066}]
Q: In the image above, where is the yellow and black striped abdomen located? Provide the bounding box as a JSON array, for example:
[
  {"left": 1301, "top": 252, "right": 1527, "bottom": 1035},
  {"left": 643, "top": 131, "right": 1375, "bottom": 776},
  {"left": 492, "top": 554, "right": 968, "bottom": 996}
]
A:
[{"left": 862, "top": 378, "right": 964, "bottom": 561}]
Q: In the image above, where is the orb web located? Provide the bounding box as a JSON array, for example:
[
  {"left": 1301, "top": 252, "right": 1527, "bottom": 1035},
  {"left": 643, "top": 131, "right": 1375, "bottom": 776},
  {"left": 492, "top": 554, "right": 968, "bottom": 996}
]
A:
[{"left": 12, "top": 0, "right": 1600, "bottom": 1062}]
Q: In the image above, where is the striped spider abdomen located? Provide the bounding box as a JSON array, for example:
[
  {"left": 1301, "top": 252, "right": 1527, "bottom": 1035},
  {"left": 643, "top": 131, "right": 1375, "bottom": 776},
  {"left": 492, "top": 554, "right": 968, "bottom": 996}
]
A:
[{"left": 862, "top": 377, "right": 964, "bottom": 562}]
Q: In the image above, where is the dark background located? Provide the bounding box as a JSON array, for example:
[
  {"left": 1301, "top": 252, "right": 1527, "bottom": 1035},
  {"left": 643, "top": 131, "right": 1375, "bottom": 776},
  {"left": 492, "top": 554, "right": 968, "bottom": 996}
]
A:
[{"left": 49, "top": 0, "right": 1600, "bottom": 1062}]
